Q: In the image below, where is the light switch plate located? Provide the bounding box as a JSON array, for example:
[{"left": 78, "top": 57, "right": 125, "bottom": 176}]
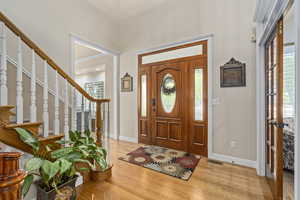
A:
[{"left": 212, "top": 97, "right": 220, "bottom": 105}]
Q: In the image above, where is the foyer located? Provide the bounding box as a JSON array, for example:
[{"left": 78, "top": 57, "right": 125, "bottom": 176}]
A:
[{"left": 0, "top": 0, "right": 299, "bottom": 200}]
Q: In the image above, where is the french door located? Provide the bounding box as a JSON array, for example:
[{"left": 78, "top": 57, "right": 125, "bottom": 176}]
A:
[
  {"left": 138, "top": 40, "right": 208, "bottom": 156},
  {"left": 265, "top": 18, "right": 284, "bottom": 200}
]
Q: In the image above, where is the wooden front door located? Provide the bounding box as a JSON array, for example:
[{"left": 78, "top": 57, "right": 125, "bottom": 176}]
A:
[
  {"left": 265, "top": 18, "right": 284, "bottom": 200},
  {"left": 138, "top": 40, "right": 208, "bottom": 156},
  {"left": 151, "top": 62, "right": 186, "bottom": 151}
]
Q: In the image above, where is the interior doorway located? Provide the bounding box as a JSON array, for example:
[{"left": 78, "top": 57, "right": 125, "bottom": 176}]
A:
[
  {"left": 138, "top": 40, "right": 208, "bottom": 156},
  {"left": 70, "top": 35, "right": 120, "bottom": 140},
  {"left": 73, "top": 43, "right": 112, "bottom": 132}
]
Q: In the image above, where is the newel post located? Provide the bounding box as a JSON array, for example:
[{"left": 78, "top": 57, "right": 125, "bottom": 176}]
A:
[
  {"left": 0, "top": 152, "right": 27, "bottom": 200},
  {"left": 96, "top": 101, "right": 102, "bottom": 145}
]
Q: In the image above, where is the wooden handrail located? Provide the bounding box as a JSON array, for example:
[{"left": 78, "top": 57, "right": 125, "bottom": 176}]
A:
[{"left": 0, "top": 12, "right": 109, "bottom": 103}]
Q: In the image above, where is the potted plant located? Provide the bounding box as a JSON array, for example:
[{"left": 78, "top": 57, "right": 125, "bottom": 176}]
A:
[
  {"left": 15, "top": 128, "right": 79, "bottom": 200},
  {"left": 64, "top": 130, "right": 112, "bottom": 182}
]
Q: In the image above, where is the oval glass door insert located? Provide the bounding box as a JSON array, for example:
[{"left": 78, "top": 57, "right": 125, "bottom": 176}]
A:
[{"left": 161, "top": 73, "right": 176, "bottom": 113}]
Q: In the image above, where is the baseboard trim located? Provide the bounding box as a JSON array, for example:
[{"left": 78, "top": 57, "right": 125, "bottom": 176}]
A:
[
  {"left": 119, "top": 136, "right": 138, "bottom": 143},
  {"left": 209, "top": 153, "right": 257, "bottom": 169}
]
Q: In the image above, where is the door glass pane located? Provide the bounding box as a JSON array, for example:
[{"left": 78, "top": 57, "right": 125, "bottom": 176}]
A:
[
  {"left": 195, "top": 69, "right": 203, "bottom": 121},
  {"left": 142, "top": 45, "right": 203, "bottom": 64},
  {"left": 141, "top": 75, "right": 147, "bottom": 117},
  {"left": 161, "top": 73, "right": 176, "bottom": 113},
  {"left": 283, "top": 45, "right": 296, "bottom": 118}
]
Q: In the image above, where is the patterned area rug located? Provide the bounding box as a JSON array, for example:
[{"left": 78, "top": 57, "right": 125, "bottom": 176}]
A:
[{"left": 119, "top": 145, "right": 201, "bottom": 181}]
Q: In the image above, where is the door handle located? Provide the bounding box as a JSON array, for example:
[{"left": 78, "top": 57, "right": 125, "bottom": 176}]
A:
[
  {"left": 152, "top": 98, "right": 156, "bottom": 106},
  {"left": 274, "top": 122, "right": 289, "bottom": 129},
  {"left": 152, "top": 98, "right": 156, "bottom": 112},
  {"left": 269, "top": 120, "right": 289, "bottom": 128}
]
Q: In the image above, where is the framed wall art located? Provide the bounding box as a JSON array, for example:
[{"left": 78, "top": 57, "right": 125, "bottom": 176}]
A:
[
  {"left": 220, "top": 58, "right": 246, "bottom": 87},
  {"left": 121, "top": 73, "right": 133, "bottom": 92}
]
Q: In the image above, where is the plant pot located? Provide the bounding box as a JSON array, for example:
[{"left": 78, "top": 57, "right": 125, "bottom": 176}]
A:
[
  {"left": 36, "top": 176, "right": 78, "bottom": 200},
  {"left": 90, "top": 165, "right": 112, "bottom": 182},
  {"left": 75, "top": 162, "right": 92, "bottom": 183}
]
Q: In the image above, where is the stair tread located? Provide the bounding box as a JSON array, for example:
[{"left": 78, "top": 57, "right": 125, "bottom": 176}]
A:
[
  {"left": 0, "top": 105, "right": 15, "bottom": 110},
  {"left": 38, "top": 134, "right": 64, "bottom": 142},
  {"left": 10, "top": 119, "right": 30, "bottom": 124},
  {"left": 5, "top": 122, "right": 43, "bottom": 128},
  {"left": 0, "top": 105, "right": 16, "bottom": 116}
]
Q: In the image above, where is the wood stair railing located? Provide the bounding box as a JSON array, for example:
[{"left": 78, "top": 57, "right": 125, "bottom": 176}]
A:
[{"left": 0, "top": 11, "right": 110, "bottom": 154}]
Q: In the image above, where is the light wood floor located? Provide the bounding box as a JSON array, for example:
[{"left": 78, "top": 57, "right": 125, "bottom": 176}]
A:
[{"left": 77, "top": 140, "right": 273, "bottom": 200}]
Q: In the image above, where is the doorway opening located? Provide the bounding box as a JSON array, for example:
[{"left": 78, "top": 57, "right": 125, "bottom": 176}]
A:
[
  {"left": 138, "top": 40, "right": 210, "bottom": 156},
  {"left": 70, "top": 35, "right": 120, "bottom": 140}
]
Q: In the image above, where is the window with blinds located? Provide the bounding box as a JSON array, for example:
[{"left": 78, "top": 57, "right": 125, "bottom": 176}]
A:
[
  {"left": 80, "top": 81, "right": 105, "bottom": 111},
  {"left": 283, "top": 44, "right": 295, "bottom": 118},
  {"left": 85, "top": 81, "right": 105, "bottom": 99}
]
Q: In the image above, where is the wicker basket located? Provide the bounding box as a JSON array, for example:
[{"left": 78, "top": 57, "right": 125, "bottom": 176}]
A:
[{"left": 90, "top": 165, "right": 112, "bottom": 182}]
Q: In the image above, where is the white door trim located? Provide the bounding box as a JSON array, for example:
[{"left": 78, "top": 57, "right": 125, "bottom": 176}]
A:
[
  {"left": 70, "top": 34, "right": 121, "bottom": 140},
  {"left": 136, "top": 34, "right": 215, "bottom": 159}
]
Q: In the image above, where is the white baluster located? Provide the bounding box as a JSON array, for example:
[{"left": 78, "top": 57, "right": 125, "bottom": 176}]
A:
[
  {"left": 72, "top": 88, "right": 77, "bottom": 131},
  {"left": 30, "top": 50, "right": 37, "bottom": 122},
  {"left": 54, "top": 71, "right": 59, "bottom": 134},
  {"left": 0, "top": 22, "right": 7, "bottom": 106},
  {"left": 64, "top": 80, "right": 69, "bottom": 139},
  {"left": 81, "top": 95, "right": 84, "bottom": 132},
  {"left": 43, "top": 61, "right": 49, "bottom": 137},
  {"left": 16, "top": 37, "right": 23, "bottom": 123}
]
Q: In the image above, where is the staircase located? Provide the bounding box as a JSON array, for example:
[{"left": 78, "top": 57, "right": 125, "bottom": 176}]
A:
[
  {"left": 0, "top": 105, "right": 63, "bottom": 159},
  {"left": 0, "top": 12, "right": 110, "bottom": 158}
]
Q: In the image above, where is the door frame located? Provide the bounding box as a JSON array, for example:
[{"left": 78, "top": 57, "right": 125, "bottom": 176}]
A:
[
  {"left": 69, "top": 34, "right": 121, "bottom": 141},
  {"left": 137, "top": 34, "right": 214, "bottom": 158}
]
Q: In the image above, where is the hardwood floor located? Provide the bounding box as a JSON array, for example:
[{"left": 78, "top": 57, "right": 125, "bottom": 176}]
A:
[{"left": 77, "top": 140, "right": 273, "bottom": 200}]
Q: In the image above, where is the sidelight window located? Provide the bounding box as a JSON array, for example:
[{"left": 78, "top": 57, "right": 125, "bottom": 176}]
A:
[
  {"left": 141, "top": 75, "right": 147, "bottom": 117},
  {"left": 195, "top": 69, "right": 203, "bottom": 121}
]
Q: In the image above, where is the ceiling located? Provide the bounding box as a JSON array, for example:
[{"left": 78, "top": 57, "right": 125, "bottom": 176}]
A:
[
  {"left": 75, "top": 43, "right": 113, "bottom": 75},
  {"left": 87, "top": 0, "right": 170, "bottom": 20},
  {"left": 75, "top": 43, "right": 102, "bottom": 60}
]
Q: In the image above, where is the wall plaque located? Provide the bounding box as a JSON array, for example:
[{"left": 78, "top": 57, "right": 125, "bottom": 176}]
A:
[
  {"left": 121, "top": 73, "right": 133, "bottom": 92},
  {"left": 220, "top": 58, "right": 246, "bottom": 87}
]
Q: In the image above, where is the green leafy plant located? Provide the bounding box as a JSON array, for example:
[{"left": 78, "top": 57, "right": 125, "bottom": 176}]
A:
[
  {"left": 54, "top": 130, "right": 108, "bottom": 171},
  {"left": 14, "top": 128, "right": 77, "bottom": 198},
  {"left": 15, "top": 128, "right": 108, "bottom": 198}
]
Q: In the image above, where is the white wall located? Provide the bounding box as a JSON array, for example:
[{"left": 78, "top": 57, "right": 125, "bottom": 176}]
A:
[
  {"left": 119, "top": 0, "right": 257, "bottom": 161},
  {"left": 0, "top": 0, "right": 119, "bottom": 75},
  {"left": 1, "top": 0, "right": 258, "bottom": 162},
  {"left": 0, "top": 0, "right": 119, "bottom": 136}
]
